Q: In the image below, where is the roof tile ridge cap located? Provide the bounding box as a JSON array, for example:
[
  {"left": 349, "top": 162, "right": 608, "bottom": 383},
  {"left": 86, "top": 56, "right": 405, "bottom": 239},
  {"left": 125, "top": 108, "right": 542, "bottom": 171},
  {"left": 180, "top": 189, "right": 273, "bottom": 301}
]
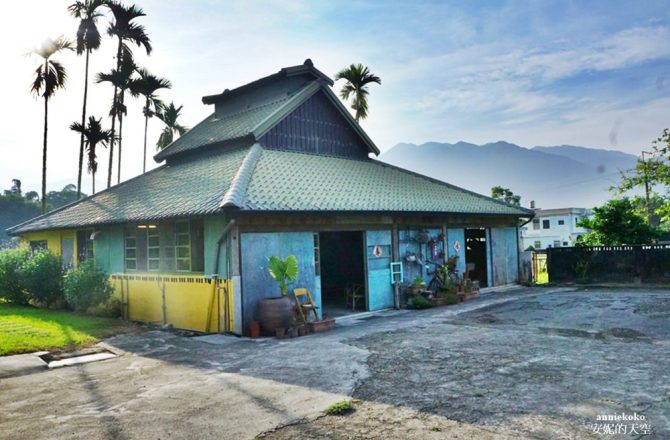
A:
[
  {"left": 220, "top": 143, "right": 263, "bottom": 209},
  {"left": 155, "top": 112, "right": 215, "bottom": 159},
  {"left": 250, "top": 81, "right": 321, "bottom": 136}
]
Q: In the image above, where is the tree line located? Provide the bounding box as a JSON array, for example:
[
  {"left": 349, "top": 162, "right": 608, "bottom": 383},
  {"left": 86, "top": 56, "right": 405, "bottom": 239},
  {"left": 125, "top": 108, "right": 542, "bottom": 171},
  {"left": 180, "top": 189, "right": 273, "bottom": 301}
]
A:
[
  {"left": 28, "top": 1, "right": 383, "bottom": 215},
  {"left": 30, "top": 0, "right": 187, "bottom": 213}
]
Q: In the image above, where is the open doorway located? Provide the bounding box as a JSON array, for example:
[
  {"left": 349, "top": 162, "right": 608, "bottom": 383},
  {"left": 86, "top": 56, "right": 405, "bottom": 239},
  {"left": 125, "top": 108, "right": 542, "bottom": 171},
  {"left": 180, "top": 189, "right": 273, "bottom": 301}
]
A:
[
  {"left": 318, "top": 231, "right": 366, "bottom": 318},
  {"left": 465, "top": 228, "right": 488, "bottom": 288}
]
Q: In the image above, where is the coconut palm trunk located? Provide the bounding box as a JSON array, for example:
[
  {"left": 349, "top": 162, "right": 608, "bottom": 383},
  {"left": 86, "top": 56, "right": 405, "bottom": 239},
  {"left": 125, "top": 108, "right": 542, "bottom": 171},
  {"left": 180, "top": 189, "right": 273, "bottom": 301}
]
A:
[
  {"left": 118, "top": 89, "right": 125, "bottom": 182},
  {"left": 107, "top": 41, "right": 122, "bottom": 189},
  {"left": 143, "top": 97, "right": 149, "bottom": 172},
  {"left": 41, "top": 90, "right": 48, "bottom": 213},
  {"left": 76, "top": 49, "right": 90, "bottom": 199}
]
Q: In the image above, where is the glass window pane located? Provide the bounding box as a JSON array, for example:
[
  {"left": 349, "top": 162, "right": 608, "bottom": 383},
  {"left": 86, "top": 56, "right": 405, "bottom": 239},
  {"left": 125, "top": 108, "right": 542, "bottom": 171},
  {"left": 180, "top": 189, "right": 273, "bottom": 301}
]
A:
[
  {"left": 148, "top": 248, "right": 160, "bottom": 258},
  {"left": 176, "top": 259, "right": 190, "bottom": 271},
  {"left": 126, "top": 260, "right": 136, "bottom": 270},
  {"left": 177, "top": 247, "right": 190, "bottom": 258},
  {"left": 176, "top": 221, "right": 189, "bottom": 234},
  {"left": 176, "top": 234, "right": 190, "bottom": 246},
  {"left": 125, "top": 249, "right": 136, "bottom": 259},
  {"left": 148, "top": 260, "right": 160, "bottom": 270},
  {"left": 148, "top": 236, "right": 160, "bottom": 246}
]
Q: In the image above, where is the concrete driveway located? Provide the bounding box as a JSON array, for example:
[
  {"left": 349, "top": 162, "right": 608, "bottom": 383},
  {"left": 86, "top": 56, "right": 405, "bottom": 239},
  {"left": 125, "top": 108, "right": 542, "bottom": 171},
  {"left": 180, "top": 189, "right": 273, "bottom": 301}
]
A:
[{"left": 0, "top": 287, "right": 668, "bottom": 439}]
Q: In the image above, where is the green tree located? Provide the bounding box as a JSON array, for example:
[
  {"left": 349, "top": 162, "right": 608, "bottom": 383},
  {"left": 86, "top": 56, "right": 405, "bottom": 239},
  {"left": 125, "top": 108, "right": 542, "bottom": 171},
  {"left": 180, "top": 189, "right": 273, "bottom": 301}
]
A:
[
  {"left": 491, "top": 186, "right": 521, "bottom": 205},
  {"left": 156, "top": 102, "right": 188, "bottom": 150},
  {"left": 128, "top": 68, "right": 171, "bottom": 172},
  {"left": 576, "top": 198, "right": 659, "bottom": 246},
  {"left": 69, "top": 0, "right": 106, "bottom": 200},
  {"left": 29, "top": 37, "right": 74, "bottom": 213},
  {"left": 70, "top": 116, "right": 113, "bottom": 194},
  {"left": 334, "top": 63, "right": 381, "bottom": 122},
  {"left": 96, "top": 56, "right": 135, "bottom": 187},
  {"left": 105, "top": 1, "right": 152, "bottom": 185},
  {"left": 46, "top": 184, "right": 81, "bottom": 209}
]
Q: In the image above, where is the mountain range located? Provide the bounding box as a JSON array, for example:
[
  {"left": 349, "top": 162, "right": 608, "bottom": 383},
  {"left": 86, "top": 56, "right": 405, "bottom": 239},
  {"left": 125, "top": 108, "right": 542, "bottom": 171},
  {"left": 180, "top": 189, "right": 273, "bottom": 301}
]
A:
[{"left": 378, "top": 141, "right": 639, "bottom": 209}]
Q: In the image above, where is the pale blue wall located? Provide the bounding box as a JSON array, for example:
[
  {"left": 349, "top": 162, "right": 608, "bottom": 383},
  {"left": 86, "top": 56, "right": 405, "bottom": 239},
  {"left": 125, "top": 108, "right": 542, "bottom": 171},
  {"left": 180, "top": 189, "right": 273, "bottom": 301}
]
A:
[
  {"left": 204, "top": 215, "right": 228, "bottom": 278},
  {"left": 240, "top": 232, "right": 320, "bottom": 327},
  {"left": 366, "top": 229, "right": 394, "bottom": 310},
  {"left": 398, "top": 227, "right": 443, "bottom": 283},
  {"left": 490, "top": 227, "right": 518, "bottom": 285},
  {"left": 447, "top": 228, "right": 466, "bottom": 276},
  {"left": 94, "top": 225, "right": 124, "bottom": 274}
]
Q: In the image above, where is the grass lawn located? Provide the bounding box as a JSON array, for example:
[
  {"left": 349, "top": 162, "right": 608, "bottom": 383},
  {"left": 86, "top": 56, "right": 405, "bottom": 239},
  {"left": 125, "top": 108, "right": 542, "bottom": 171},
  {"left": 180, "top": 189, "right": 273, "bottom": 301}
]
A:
[{"left": 0, "top": 304, "right": 134, "bottom": 356}]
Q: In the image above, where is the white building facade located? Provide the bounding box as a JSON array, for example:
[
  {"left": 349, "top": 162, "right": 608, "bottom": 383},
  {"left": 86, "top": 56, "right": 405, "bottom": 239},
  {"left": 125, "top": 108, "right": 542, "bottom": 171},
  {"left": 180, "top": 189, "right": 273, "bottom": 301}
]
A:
[{"left": 521, "top": 207, "right": 592, "bottom": 249}]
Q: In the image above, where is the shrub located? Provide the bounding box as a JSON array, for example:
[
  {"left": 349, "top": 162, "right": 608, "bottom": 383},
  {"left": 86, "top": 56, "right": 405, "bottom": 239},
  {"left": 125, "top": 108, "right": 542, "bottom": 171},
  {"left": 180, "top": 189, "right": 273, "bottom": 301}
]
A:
[
  {"left": 440, "top": 291, "right": 460, "bottom": 305},
  {"left": 0, "top": 247, "right": 30, "bottom": 305},
  {"left": 19, "top": 250, "right": 64, "bottom": 307},
  {"left": 410, "top": 295, "right": 433, "bottom": 309},
  {"left": 64, "top": 260, "right": 114, "bottom": 313},
  {"left": 86, "top": 297, "right": 122, "bottom": 318}
]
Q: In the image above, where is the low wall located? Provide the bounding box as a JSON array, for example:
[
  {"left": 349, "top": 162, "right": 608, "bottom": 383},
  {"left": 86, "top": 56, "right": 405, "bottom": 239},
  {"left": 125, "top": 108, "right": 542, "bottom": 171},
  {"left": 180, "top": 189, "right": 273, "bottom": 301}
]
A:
[
  {"left": 547, "top": 245, "right": 670, "bottom": 284},
  {"left": 110, "top": 274, "right": 234, "bottom": 333}
]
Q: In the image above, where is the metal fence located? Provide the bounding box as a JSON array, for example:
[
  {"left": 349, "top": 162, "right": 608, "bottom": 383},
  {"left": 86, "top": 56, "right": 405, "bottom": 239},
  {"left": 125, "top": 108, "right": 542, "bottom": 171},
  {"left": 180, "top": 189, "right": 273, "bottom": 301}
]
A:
[{"left": 547, "top": 245, "right": 670, "bottom": 284}]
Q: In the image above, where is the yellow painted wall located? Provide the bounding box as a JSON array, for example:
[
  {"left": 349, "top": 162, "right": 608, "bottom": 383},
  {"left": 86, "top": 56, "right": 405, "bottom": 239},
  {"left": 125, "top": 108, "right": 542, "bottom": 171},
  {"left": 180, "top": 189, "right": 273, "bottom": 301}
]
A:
[
  {"left": 21, "top": 230, "right": 78, "bottom": 265},
  {"left": 110, "top": 274, "right": 234, "bottom": 333}
]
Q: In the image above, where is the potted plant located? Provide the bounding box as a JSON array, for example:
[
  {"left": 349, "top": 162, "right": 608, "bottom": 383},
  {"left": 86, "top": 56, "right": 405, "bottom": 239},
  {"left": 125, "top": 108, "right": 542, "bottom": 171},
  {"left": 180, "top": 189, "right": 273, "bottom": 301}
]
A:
[
  {"left": 410, "top": 275, "right": 425, "bottom": 295},
  {"left": 257, "top": 255, "right": 298, "bottom": 335}
]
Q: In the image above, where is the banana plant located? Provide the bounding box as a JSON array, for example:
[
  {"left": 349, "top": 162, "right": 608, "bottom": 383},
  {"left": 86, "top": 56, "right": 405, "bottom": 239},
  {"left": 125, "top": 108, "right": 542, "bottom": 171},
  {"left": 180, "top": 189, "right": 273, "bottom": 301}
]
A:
[{"left": 268, "top": 255, "right": 298, "bottom": 296}]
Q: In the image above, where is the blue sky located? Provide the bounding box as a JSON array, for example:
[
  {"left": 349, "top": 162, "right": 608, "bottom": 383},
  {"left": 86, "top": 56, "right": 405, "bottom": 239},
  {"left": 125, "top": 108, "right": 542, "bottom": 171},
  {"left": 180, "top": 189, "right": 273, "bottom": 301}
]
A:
[{"left": 1, "top": 0, "right": 669, "bottom": 192}]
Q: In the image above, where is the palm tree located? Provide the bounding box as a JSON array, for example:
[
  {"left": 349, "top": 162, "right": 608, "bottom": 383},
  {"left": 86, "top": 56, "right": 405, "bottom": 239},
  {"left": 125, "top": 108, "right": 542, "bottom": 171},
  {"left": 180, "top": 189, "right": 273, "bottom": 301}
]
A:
[
  {"left": 156, "top": 102, "right": 188, "bottom": 150},
  {"left": 106, "top": 1, "right": 152, "bottom": 185},
  {"left": 334, "top": 63, "right": 381, "bottom": 122},
  {"left": 69, "top": 116, "right": 113, "bottom": 194},
  {"left": 96, "top": 54, "right": 134, "bottom": 187},
  {"left": 129, "top": 68, "right": 171, "bottom": 171},
  {"left": 29, "top": 37, "right": 74, "bottom": 213},
  {"left": 68, "top": 0, "right": 106, "bottom": 200}
]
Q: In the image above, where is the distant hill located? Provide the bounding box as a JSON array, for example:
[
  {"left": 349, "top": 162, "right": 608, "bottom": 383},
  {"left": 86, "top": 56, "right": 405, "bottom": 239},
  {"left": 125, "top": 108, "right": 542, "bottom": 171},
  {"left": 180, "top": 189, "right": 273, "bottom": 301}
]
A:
[{"left": 378, "top": 141, "right": 639, "bottom": 209}]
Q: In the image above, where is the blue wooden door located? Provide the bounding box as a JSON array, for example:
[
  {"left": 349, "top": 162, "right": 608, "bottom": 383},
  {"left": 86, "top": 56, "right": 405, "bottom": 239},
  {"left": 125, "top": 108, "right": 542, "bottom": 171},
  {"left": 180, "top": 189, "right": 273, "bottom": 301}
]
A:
[
  {"left": 490, "top": 227, "right": 519, "bottom": 286},
  {"left": 366, "top": 230, "right": 394, "bottom": 311}
]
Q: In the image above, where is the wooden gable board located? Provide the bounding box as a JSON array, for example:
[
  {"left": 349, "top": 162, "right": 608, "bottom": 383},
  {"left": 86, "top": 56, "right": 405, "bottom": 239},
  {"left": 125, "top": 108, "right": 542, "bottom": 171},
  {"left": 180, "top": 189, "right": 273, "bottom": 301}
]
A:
[{"left": 259, "top": 90, "right": 371, "bottom": 159}]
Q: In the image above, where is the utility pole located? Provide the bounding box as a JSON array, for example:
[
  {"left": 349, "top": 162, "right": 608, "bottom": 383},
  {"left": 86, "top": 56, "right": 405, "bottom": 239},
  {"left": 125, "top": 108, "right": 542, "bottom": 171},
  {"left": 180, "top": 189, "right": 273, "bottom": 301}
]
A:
[{"left": 641, "top": 150, "right": 653, "bottom": 225}]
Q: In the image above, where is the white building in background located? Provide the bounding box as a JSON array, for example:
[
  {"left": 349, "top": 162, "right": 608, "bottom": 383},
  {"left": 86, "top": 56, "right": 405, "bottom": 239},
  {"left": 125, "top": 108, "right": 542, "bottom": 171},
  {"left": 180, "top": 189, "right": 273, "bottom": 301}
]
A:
[{"left": 520, "top": 207, "right": 592, "bottom": 249}]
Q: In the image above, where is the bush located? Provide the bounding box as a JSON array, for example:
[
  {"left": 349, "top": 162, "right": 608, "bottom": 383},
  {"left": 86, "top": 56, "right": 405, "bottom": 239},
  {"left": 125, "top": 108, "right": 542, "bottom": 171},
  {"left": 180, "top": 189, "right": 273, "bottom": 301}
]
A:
[
  {"left": 440, "top": 291, "right": 460, "bottom": 305},
  {"left": 64, "top": 260, "right": 114, "bottom": 313},
  {"left": 86, "top": 297, "right": 122, "bottom": 318},
  {"left": 0, "top": 247, "right": 30, "bottom": 305},
  {"left": 409, "top": 295, "right": 434, "bottom": 309},
  {"left": 20, "top": 250, "right": 64, "bottom": 307}
]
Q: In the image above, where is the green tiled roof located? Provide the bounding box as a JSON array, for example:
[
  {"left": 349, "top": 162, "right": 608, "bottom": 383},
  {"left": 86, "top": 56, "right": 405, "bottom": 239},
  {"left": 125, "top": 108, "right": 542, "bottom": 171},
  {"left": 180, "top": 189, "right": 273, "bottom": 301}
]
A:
[
  {"left": 9, "top": 145, "right": 530, "bottom": 234},
  {"left": 9, "top": 148, "right": 250, "bottom": 233},
  {"left": 153, "top": 96, "right": 289, "bottom": 161},
  {"left": 242, "top": 149, "right": 532, "bottom": 215}
]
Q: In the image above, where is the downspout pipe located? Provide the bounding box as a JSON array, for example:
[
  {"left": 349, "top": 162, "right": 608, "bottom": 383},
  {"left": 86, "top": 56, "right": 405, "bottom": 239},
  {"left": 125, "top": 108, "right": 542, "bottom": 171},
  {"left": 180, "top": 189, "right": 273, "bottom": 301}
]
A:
[
  {"left": 213, "top": 219, "right": 237, "bottom": 278},
  {"left": 207, "top": 218, "right": 236, "bottom": 333}
]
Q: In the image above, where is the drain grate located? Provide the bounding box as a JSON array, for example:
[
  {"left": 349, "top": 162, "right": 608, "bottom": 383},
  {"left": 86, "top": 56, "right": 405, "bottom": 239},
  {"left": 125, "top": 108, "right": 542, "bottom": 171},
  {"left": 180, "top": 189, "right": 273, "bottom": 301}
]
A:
[{"left": 39, "top": 348, "right": 117, "bottom": 369}]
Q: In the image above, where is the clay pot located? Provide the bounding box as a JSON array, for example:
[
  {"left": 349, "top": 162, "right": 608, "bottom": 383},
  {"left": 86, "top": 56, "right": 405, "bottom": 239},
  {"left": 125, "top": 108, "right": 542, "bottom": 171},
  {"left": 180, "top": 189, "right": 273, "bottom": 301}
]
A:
[
  {"left": 257, "top": 296, "right": 293, "bottom": 335},
  {"left": 275, "top": 327, "right": 286, "bottom": 339},
  {"left": 248, "top": 321, "right": 261, "bottom": 338},
  {"left": 297, "top": 325, "right": 308, "bottom": 337}
]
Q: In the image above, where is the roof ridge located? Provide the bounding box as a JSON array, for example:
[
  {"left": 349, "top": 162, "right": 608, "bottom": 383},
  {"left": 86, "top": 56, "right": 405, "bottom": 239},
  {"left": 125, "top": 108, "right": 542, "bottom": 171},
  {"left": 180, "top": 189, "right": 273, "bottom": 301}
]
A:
[
  {"left": 154, "top": 113, "right": 216, "bottom": 161},
  {"left": 220, "top": 143, "right": 263, "bottom": 209}
]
